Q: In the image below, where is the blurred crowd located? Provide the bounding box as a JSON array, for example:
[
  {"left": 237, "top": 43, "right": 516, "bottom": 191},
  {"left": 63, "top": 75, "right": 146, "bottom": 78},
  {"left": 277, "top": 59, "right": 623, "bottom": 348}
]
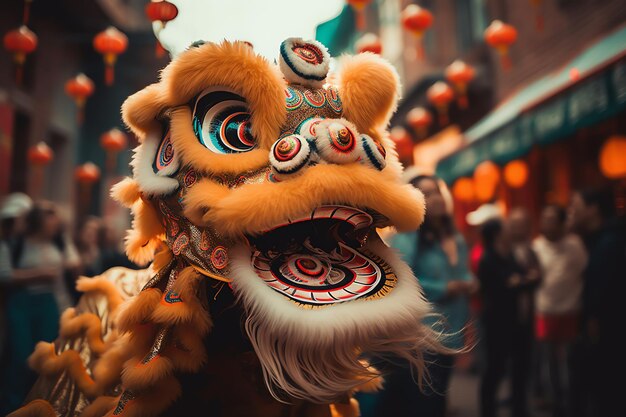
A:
[
  {"left": 359, "top": 172, "right": 626, "bottom": 417},
  {"left": 0, "top": 194, "right": 137, "bottom": 414}
]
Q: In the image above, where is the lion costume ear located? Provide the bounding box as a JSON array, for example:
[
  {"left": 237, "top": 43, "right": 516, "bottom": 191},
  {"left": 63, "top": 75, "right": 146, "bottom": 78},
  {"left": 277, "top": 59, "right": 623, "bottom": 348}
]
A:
[
  {"left": 121, "top": 83, "right": 169, "bottom": 141},
  {"left": 336, "top": 53, "right": 401, "bottom": 134}
]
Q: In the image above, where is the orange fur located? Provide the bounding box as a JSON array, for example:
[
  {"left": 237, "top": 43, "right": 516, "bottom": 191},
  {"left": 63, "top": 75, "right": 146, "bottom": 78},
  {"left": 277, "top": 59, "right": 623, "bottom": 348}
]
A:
[
  {"left": 104, "top": 377, "right": 182, "bottom": 417},
  {"left": 121, "top": 83, "right": 168, "bottom": 140},
  {"left": 59, "top": 309, "right": 107, "bottom": 354},
  {"left": 151, "top": 246, "right": 173, "bottom": 272},
  {"left": 181, "top": 178, "right": 232, "bottom": 225},
  {"left": 337, "top": 53, "right": 401, "bottom": 133},
  {"left": 28, "top": 342, "right": 100, "bottom": 398},
  {"left": 329, "top": 398, "right": 360, "bottom": 417},
  {"left": 76, "top": 277, "right": 124, "bottom": 312},
  {"left": 150, "top": 268, "right": 212, "bottom": 334},
  {"left": 167, "top": 324, "right": 208, "bottom": 372},
  {"left": 162, "top": 41, "right": 286, "bottom": 149},
  {"left": 91, "top": 334, "right": 133, "bottom": 392},
  {"left": 169, "top": 107, "right": 271, "bottom": 175},
  {"left": 203, "top": 163, "right": 425, "bottom": 235},
  {"left": 124, "top": 197, "right": 165, "bottom": 266},
  {"left": 79, "top": 397, "right": 120, "bottom": 417},
  {"left": 110, "top": 177, "right": 142, "bottom": 208},
  {"left": 116, "top": 289, "right": 162, "bottom": 333},
  {"left": 6, "top": 399, "right": 56, "bottom": 417},
  {"left": 121, "top": 354, "right": 174, "bottom": 391}
]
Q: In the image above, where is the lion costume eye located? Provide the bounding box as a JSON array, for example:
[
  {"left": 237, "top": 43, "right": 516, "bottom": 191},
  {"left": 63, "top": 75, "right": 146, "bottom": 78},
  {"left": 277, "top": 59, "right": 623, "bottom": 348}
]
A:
[{"left": 191, "top": 88, "right": 256, "bottom": 154}]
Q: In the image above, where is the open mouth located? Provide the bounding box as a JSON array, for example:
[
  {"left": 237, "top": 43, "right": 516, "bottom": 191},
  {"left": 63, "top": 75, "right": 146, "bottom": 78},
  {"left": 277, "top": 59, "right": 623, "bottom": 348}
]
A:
[{"left": 247, "top": 205, "right": 397, "bottom": 307}]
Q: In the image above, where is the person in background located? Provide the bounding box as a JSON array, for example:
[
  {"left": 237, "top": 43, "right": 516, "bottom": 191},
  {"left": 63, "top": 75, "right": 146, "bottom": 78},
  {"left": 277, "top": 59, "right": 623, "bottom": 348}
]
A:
[
  {"left": 478, "top": 218, "right": 540, "bottom": 417},
  {"left": 99, "top": 222, "right": 139, "bottom": 271},
  {"left": 75, "top": 216, "right": 104, "bottom": 277},
  {"left": 382, "top": 174, "right": 474, "bottom": 417},
  {"left": 567, "top": 188, "right": 626, "bottom": 417},
  {"left": 532, "top": 205, "right": 587, "bottom": 417},
  {"left": 0, "top": 201, "right": 78, "bottom": 413}
]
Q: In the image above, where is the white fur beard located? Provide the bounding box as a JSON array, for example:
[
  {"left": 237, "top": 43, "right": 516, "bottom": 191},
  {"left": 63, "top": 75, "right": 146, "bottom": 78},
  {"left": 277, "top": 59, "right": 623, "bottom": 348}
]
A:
[{"left": 229, "top": 238, "right": 445, "bottom": 403}]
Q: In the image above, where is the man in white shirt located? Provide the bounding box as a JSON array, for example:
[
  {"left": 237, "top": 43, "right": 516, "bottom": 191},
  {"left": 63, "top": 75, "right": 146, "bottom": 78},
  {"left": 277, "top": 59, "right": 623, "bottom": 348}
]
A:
[{"left": 532, "top": 205, "right": 587, "bottom": 417}]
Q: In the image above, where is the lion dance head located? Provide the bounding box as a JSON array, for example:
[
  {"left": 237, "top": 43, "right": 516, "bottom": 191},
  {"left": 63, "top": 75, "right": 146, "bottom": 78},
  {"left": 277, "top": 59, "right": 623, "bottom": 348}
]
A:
[{"left": 17, "top": 38, "right": 445, "bottom": 417}]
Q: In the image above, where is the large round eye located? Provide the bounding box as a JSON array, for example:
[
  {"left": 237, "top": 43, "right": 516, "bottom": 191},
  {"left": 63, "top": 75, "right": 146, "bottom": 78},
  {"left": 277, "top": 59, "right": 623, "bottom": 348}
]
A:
[{"left": 191, "top": 88, "right": 256, "bottom": 154}]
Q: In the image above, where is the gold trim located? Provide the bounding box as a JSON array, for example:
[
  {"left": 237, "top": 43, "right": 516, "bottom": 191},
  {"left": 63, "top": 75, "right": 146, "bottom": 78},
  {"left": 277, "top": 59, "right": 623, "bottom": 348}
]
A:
[{"left": 191, "top": 264, "right": 233, "bottom": 283}]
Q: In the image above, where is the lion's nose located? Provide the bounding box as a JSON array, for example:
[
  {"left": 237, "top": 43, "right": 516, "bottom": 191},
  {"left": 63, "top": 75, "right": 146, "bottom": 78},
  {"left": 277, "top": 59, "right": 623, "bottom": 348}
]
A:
[{"left": 269, "top": 118, "right": 387, "bottom": 180}]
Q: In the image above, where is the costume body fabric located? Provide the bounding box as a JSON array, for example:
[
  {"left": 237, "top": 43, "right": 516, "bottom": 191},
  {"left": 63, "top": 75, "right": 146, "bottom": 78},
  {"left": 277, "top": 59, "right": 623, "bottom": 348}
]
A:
[{"left": 10, "top": 38, "right": 445, "bottom": 417}]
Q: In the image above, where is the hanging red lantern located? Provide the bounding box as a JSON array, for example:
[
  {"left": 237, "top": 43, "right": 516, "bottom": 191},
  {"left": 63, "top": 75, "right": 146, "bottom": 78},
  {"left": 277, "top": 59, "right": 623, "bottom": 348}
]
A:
[
  {"left": 406, "top": 107, "right": 433, "bottom": 139},
  {"left": 390, "top": 126, "right": 414, "bottom": 166},
  {"left": 27, "top": 141, "right": 53, "bottom": 198},
  {"left": 93, "top": 26, "right": 128, "bottom": 86},
  {"left": 75, "top": 162, "right": 101, "bottom": 185},
  {"left": 355, "top": 33, "right": 382, "bottom": 55},
  {"left": 347, "top": 0, "right": 372, "bottom": 32},
  {"left": 474, "top": 160, "right": 500, "bottom": 202},
  {"left": 3, "top": 25, "right": 38, "bottom": 85},
  {"left": 427, "top": 82, "right": 455, "bottom": 126},
  {"left": 401, "top": 4, "right": 433, "bottom": 60},
  {"left": 145, "top": 0, "right": 179, "bottom": 58},
  {"left": 484, "top": 20, "right": 517, "bottom": 71},
  {"left": 445, "top": 60, "right": 475, "bottom": 109},
  {"left": 100, "top": 128, "right": 128, "bottom": 174},
  {"left": 64, "top": 73, "right": 95, "bottom": 124},
  {"left": 452, "top": 177, "right": 475, "bottom": 202},
  {"left": 503, "top": 160, "right": 529, "bottom": 188},
  {"left": 599, "top": 135, "right": 626, "bottom": 179}
]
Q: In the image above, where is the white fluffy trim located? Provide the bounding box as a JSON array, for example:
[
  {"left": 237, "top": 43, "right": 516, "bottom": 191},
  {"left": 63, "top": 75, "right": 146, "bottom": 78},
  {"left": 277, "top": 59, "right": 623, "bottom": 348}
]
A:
[
  {"left": 279, "top": 38, "right": 330, "bottom": 89},
  {"left": 230, "top": 237, "right": 443, "bottom": 403},
  {"left": 132, "top": 126, "right": 180, "bottom": 196}
]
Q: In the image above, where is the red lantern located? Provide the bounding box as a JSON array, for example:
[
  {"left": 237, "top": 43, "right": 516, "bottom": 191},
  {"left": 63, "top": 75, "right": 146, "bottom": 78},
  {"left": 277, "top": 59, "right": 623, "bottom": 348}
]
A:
[
  {"left": 452, "top": 177, "right": 475, "bottom": 202},
  {"left": 445, "top": 60, "right": 475, "bottom": 109},
  {"left": 427, "top": 82, "right": 455, "bottom": 126},
  {"left": 474, "top": 160, "right": 501, "bottom": 202},
  {"left": 347, "top": 0, "right": 372, "bottom": 32},
  {"left": 406, "top": 107, "right": 433, "bottom": 139},
  {"left": 3, "top": 25, "right": 37, "bottom": 85},
  {"left": 390, "top": 126, "right": 414, "bottom": 166},
  {"left": 27, "top": 141, "right": 53, "bottom": 198},
  {"left": 401, "top": 4, "right": 433, "bottom": 60},
  {"left": 100, "top": 128, "right": 128, "bottom": 174},
  {"left": 484, "top": 20, "right": 517, "bottom": 71},
  {"left": 355, "top": 33, "right": 382, "bottom": 55},
  {"left": 75, "top": 162, "right": 101, "bottom": 185},
  {"left": 27, "top": 142, "right": 53, "bottom": 166},
  {"left": 599, "top": 135, "right": 626, "bottom": 179},
  {"left": 145, "top": 1, "right": 179, "bottom": 58},
  {"left": 65, "top": 74, "right": 95, "bottom": 124},
  {"left": 93, "top": 27, "right": 128, "bottom": 86},
  {"left": 503, "top": 160, "right": 529, "bottom": 188}
]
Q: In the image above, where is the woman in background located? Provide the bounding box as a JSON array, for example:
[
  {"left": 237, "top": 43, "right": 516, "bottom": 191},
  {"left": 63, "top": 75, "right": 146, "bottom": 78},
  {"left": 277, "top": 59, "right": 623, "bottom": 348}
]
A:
[
  {"left": 0, "top": 201, "right": 77, "bottom": 413},
  {"left": 380, "top": 174, "right": 474, "bottom": 417}
]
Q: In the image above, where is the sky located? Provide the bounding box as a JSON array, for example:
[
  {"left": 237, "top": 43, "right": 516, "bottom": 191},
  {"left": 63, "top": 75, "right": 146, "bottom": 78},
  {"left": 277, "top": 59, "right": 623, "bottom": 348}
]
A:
[{"left": 156, "top": 0, "right": 345, "bottom": 60}]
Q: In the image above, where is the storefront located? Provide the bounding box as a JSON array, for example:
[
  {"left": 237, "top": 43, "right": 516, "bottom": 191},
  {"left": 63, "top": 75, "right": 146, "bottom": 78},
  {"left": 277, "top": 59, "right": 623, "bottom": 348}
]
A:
[{"left": 436, "top": 25, "right": 626, "bottom": 230}]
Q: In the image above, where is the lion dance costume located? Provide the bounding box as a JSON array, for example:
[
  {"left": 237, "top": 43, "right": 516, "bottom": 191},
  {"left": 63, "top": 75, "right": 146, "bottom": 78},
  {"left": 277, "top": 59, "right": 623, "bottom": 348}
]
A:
[{"left": 10, "top": 38, "right": 444, "bottom": 417}]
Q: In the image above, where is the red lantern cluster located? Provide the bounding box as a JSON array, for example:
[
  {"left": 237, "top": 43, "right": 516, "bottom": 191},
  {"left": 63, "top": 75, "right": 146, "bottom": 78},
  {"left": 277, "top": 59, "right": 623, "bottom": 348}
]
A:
[
  {"left": 484, "top": 20, "right": 518, "bottom": 71},
  {"left": 3, "top": 25, "right": 38, "bottom": 85},
  {"left": 355, "top": 33, "right": 382, "bottom": 55},
  {"left": 93, "top": 26, "right": 128, "bottom": 86},
  {"left": 401, "top": 5, "right": 433, "bottom": 60}
]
